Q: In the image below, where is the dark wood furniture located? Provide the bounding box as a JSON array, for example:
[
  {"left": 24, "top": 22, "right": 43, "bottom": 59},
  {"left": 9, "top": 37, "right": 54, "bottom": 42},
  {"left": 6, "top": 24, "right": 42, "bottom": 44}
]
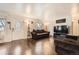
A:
[
  {"left": 66, "top": 34, "right": 79, "bottom": 40},
  {"left": 54, "top": 36, "right": 79, "bottom": 55},
  {"left": 31, "top": 30, "right": 50, "bottom": 40}
]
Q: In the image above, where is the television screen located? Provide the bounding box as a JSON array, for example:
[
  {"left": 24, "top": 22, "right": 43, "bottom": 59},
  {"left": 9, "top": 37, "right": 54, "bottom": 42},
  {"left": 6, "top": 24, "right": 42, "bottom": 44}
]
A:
[
  {"left": 54, "top": 26, "right": 56, "bottom": 32},
  {"left": 54, "top": 26, "right": 61, "bottom": 32},
  {"left": 54, "top": 25, "right": 69, "bottom": 34},
  {"left": 61, "top": 25, "right": 68, "bottom": 34}
]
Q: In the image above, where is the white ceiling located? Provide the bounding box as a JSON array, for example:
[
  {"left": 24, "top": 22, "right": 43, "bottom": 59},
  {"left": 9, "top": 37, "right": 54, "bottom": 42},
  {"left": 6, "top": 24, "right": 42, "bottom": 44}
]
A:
[{"left": 0, "top": 3, "right": 78, "bottom": 19}]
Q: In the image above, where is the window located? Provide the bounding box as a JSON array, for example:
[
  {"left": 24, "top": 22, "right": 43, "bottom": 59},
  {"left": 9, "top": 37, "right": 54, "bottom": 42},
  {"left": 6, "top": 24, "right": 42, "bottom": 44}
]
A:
[
  {"left": 0, "top": 18, "right": 6, "bottom": 31},
  {"left": 15, "top": 21, "right": 21, "bottom": 31}
]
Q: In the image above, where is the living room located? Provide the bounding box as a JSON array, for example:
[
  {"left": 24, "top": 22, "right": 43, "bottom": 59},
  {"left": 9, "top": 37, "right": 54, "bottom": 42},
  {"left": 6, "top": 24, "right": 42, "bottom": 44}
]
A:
[{"left": 0, "top": 3, "right": 79, "bottom": 55}]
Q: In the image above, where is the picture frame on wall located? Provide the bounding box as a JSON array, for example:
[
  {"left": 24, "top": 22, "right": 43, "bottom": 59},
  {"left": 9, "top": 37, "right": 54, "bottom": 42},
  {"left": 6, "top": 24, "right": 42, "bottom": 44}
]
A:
[{"left": 56, "top": 18, "right": 66, "bottom": 23}]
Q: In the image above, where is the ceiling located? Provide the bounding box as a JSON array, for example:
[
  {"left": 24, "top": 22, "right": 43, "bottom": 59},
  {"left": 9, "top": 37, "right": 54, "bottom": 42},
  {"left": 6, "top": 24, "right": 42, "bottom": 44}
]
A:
[{"left": 0, "top": 3, "right": 78, "bottom": 19}]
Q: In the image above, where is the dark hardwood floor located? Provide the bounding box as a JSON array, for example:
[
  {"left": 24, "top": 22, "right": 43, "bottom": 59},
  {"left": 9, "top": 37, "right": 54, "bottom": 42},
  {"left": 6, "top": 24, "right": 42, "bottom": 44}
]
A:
[{"left": 0, "top": 37, "right": 56, "bottom": 55}]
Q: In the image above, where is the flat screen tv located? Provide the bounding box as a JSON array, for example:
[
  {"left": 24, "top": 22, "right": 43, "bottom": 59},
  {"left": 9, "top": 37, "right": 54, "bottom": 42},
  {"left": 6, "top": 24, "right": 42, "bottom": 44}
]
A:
[
  {"left": 54, "top": 25, "right": 69, "bottom": 34},
  {"left": 54, "top": 26, "right": 61, "bottom": 33}
]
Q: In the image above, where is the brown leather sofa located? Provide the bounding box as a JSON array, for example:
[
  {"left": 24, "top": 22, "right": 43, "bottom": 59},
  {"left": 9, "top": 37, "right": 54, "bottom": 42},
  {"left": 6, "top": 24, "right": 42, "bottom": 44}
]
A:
[{"left": 31, "top": 30, "right": 50, "bottom": 40}]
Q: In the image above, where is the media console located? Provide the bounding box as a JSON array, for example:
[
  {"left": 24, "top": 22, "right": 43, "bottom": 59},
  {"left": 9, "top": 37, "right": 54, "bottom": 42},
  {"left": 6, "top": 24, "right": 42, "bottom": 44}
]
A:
[
  {"left": 66, "top": 34, "right": 79, "bottom": 40},
  {"left": 54, "top": 35, "right": 79, "bottom": 55}
]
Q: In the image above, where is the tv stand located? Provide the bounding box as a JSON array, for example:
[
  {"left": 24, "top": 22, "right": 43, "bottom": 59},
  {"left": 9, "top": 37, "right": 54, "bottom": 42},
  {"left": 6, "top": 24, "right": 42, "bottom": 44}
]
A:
[
  {"left": 66, "top": 34, "right": 79, "bottom": 40},
  {"left": 54, "top": 38, "right": 79, "bottom": 55}
]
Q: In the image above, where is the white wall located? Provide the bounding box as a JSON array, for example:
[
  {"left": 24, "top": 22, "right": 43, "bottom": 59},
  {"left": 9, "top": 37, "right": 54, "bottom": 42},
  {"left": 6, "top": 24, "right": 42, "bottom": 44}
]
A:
[
  {"left": 0, "top": 11, "right": 27, "bottom": 43},
  {"left": 0, "top": 3, "right": 79, "bottom": 43}
]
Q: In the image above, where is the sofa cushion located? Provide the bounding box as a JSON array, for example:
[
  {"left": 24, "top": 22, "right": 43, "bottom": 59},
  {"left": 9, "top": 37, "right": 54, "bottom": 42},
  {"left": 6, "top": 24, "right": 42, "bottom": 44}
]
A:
[{"left": 33, "top": 29, "right": 45, "bottom": 33}]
